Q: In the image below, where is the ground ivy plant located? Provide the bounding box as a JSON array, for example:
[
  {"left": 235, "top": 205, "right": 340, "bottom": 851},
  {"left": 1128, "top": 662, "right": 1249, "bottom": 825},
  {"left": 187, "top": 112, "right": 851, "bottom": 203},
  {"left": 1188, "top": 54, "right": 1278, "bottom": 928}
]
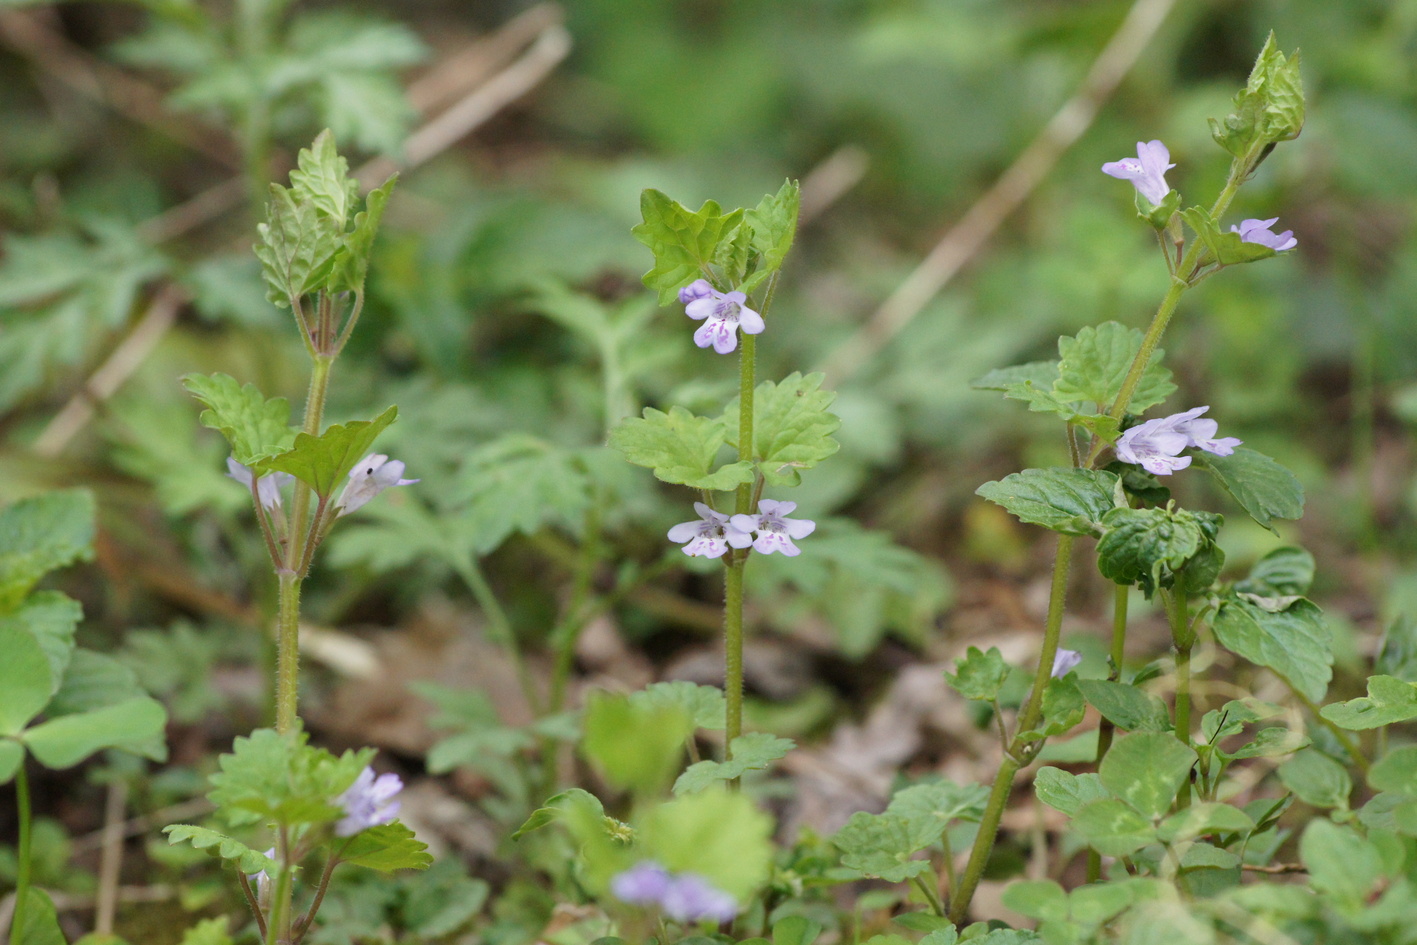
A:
[{"left": 162, "top": 132, "right": 428, "bottom": 945}]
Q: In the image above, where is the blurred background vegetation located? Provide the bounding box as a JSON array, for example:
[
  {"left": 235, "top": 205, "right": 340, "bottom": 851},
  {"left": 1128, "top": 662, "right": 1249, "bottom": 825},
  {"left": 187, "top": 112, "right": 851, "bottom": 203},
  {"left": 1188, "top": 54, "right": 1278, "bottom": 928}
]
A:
[{"left": 1, "top": 0, "right": 1416, "bottom": 936}]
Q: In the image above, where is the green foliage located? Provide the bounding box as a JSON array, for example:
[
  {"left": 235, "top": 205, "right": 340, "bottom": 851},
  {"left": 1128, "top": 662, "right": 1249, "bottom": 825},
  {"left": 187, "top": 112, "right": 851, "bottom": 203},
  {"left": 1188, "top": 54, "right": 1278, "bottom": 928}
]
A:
[
  {"left": 725, "top": 372, "right": 841, "bottom": 487},
  {"left": 633, "top": 190, "right": 746, "bottom": 305},
  {"left": 1278, "top": 750, "right": 1352, "bottom": 811},
  {"left": 0, "top": 491, "right": 96, "bottom": 613},
  {"left": 1033, "top": 767, "right": 1108, "bottom": 816},
  {"left": 1377, "top": 615, "right": 1417, "bottom": 682},
  {"left": 581, "top": 691, "right": 693, "bottom": 796},
  {"left": 1096, "top": 507, "right": 1221, "bottom": 597},
  {"left": 1180, "top": 208, "right": 1279, "bottom": 266},
  {"left": 177, "top": 918, "right": 235, "bottom": 945},
  {"left": 1192, "top": 447, "right": 1304, "bottom": 533},
  {"left": 975, "top": 468, "right": 1121, "bottom": 537},
  {"left": 1209, "top": 33, "right": 1305, "bottom": 158},
  {"left": 183, "top": 373, "right": 295, "bottom": 468},
  {"left": 1076, "top": 680, "right": 1171, "bottom": 734},
  {"left": 0, "top": 624, "right": 53, "bottom": 738},
  {"left": 13, "top": 887, "right": 67, "bottom": 945},
  {"left": 1235, "top": 546, "right": 1315, "bottom": 597},
  {"left": 741, "top": 180, "right": 801, "bottom": 294},
  {"left": 0, "top": 224, "right": 168, "bottom": 412},
  {"left": 1053, "top": 322, "right": 1175, "bottom": 413},
  {"left": 674, "top": 733, "right": 794, "bottom": 794},
  {"left": 640, "top": 789, "right": 776, "bottom": 901},
  {"left": 451, "top": 435, "right": 596, "bottom": 552},
  {"left": 1322, "top": 675, "right": 1417, "bottom": 730},
  {"left": 629, "top": 682, "right": 726, "bottom": 731},
  {"left": 162, "top": 825, "right": 278, "bottom": 875},
  {"left": 1212, "top": 597, "right": 1332, "bottom": 702},
  {"left": 1099, "top": 732, "right": 1198, "bottom": 818},
  {"left": 1018, "top": 675, "right": 1086, "bottom": 742},
  {"left": 833, "top": 812, "right": 932, "bottom": 883},
  {"left": 263, "top": 405, "right": 399, "bottom": 497},
  {"left": 206, "top": 727, "right": 370, "bottom": 829},
  {"left": 339, "top": 822, "right": 433, "bottom": 872},
  {"left": 944, "top": 646, "right": 1009, "bottom": 702},
  {"left": 610, "top": 405, "right": 755, "bottom": 490},
  {"left": 23, "top": 697, "right": 167, "bottom": 769}
]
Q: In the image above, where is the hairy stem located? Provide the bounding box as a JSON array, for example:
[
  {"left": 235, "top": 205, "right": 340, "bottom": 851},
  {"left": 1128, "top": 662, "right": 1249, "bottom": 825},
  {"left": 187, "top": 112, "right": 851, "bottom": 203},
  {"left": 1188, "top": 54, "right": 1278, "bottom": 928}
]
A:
[
  {"left": 950, "top": 535, "right": 1075, "bottom": 922},
  {"left": 274, "top": 569, "right": 303, "bottom": 735},
  {"left": 725, "top": 325, "right": 758, "bottom": 758}
]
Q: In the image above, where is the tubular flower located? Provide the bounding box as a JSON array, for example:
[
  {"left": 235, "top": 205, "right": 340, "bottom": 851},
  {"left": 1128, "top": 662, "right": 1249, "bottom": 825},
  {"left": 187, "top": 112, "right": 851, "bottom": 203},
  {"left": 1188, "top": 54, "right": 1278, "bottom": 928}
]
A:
[
  {"left": 334, "top": 766, "right": 403, "bottom": 836},
  {"left": 335, "top": 454, "right": 418, "bottom": 516},
  {"left": 1051, "top": 648, "right": 1083, "bottom": 678},
  {"left": 1101, "top": 140, "right": 1175, "bottom": 206},
  {"left": 680, "top": 279, "right": 765, "bottom": 355},
  {"left": 667, "top": 502, "right": 753, "bottom": 558},
  {"left": 611, "top": 861, "right": 738, "bottom": 924},
  {"left": 730, "top": 499, "right": 816, "bottom": 557},
  {"left": 226, "top": 458, "right": 294, "bottom": 512},
  {"left": 1230, "top": 217, "right": 1297, "bottom": 252},
  {"left": 1115, "top": 406, "right": 1241, "bottom": 476}
]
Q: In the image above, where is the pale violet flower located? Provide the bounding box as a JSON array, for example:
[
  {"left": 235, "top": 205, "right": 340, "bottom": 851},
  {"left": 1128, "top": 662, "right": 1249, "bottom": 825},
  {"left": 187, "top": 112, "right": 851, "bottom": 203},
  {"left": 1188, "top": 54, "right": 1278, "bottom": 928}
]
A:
[
  {"left": 611, "top": 861, "right": 673, "bottom": 905},
  {"left": 1230, "top": 217, "right": 1297, "bottom": 252},
  {"left": 730, "top": 499, "right": 815, "bottom": 557},
  {"left": 334, "top": 454, "right": 418, "bottom": 516},
  {"left": 1051, "top": 649, "right": 1083, "bottom": 679},
  {"left": 1115, "top": 406, "right": 1241, "bottom": 476},
  {"left": 667, "top": 502, "right": 753, "bottom": 558},
  {"left": 611, "top": 861, "right": 737, "bottom": 924},
  {"left": 661, "top": 873, "right": 738, "bottom": 924},
  {"left": 334, "top": 766, "right": 403, "bottom": 836},
  {"left": 681, "top": 279, "right": 765, "bottom": 355},
  {"left": 1101, "top": 140, "right": 1175, "bottom": 206},
  {"left": 226, "top": 458, "right": 294, "bottom": 512}
]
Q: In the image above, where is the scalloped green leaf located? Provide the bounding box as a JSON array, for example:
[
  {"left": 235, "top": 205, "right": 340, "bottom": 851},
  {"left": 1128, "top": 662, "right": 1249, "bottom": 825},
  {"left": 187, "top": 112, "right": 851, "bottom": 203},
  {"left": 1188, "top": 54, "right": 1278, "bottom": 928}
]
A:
[
  {"left": 610, "top": 405, "right": 755, "bottom": 490},
  {"left": 725, "top": 372, "right": 840, "bottom": 486},
  {"left": 1096, "top": 506, "right": 1207, "bottom": 597},
  {"left": 162, "top": 824, "right": 277, "bottom": 875},
  {"left": 260, "top": 405, "right": 398, "bottom": 497},
  {"left": 739, "top": 180, "right": 800, "bottom": 295},
  {"left": 1213, "top": 597, "right": 1331, "bottom": 702},
  {"left": 183, "top": 373, "right": 295, "bottom": 467},
  {"left": 1053, "top": 322, "right": 1175, "bottom": 413},
  {"left": 976, "top": 467, "right": 1120, "bottom": 536},
  {"left": 674, "top": 732, "right": 795, "bottom": 794},
  {"left": 630, "top": 681, "right": 726, "bottom": 731},
  {"left": 632, "top": 190, "right": 745, "bottom": 305},
  {"left": 339, "top": 821, "right": 432, "bottom": 872},
  {"left": 833, "top": 811, "right": 932, "bottom": 883}
]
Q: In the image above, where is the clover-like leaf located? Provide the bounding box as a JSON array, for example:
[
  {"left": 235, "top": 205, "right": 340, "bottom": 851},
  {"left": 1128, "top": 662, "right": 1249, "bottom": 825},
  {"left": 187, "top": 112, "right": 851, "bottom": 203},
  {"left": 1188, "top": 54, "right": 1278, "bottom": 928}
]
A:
[{"left": 22, "top": 697, "right": 167, "bottom": 769}]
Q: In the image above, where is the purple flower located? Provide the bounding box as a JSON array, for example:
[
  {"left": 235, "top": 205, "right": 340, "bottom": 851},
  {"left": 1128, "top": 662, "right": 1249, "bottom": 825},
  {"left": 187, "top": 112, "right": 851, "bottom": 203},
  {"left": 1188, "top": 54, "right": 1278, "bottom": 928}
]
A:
[
  {"left": 1051, "top": 649, "right": 1082, "bottom": 679},
  {"left": 611, "top": 862, "right": 738, "bottom": 924},
  {"left": 226, "top": 458, "right": 294, "bottom": 512},
  {"left": 335, "top": 454, "right": 418, "bottom": 516},
  {"left": 667, "top": 502, "right": 753, "bottom": 558},
  {"left": 683, "top": 282, "right": 765, "bottom": 355},
  {"left": 611, "top": 861, "right": 673, "bottom": 905},
  {"left": 1115, "top": 406, "right": 1241, "bottom": 476},
  {"left": 1102, "top": 140, "right": 1175, "bottom": 207},
  {"left": 1167, "top": 405, "right": 1242, "bottom": 456},
  {"left": 1230, "top": 217, "right": 1297, "bottom": 252},
  {"left": 334, "top": 766, "right": 403, "bottom": 836},
  {"left": 661, "top": 873, "right": 738, "bottom": 924},
  {"left": 730, "top": 499, "right": 816, "bottom": 557}
]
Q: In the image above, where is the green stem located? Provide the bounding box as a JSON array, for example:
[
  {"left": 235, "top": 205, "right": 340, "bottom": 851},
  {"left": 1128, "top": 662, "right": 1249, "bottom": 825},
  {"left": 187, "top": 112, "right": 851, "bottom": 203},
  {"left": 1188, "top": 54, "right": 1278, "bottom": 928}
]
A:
[
  {"left": 450, "top": 550, "right": 537, "bottom": 716},
  {"left": 1165, "top": 591, "right": 1192, "bottom": 743},
  {"left": 10, "top": 765, "right": 31, "bottom": 945},
  {"left": 275, "top": 569, "right": 303, "bottom": 735},
  {"left": 549, "top": 496, "right": 603, "bottom": 713},
  {"left": 950, "top": 535, "right": 1075, "bottom": 923},
  {"left": 912, "top": 871, "right": 946, "bottom": 918},
  {"left": 724, "top": 557, "right": 746, "bottom": 756},
  {"left": 1087, "top": 583, "right": 1130, "bottom": 883},
  {"left": 265, "top": 836, "right": 294, "bottom": 945}
]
